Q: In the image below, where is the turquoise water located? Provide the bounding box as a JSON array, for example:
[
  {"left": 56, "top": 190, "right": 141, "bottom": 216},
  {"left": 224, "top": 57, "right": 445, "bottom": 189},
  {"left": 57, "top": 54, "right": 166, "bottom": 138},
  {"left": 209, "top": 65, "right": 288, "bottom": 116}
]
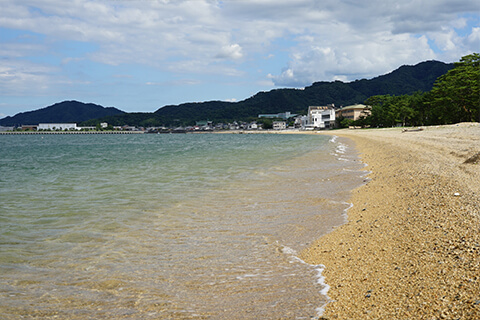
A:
[{"left": 0, "top": 133, "right": 365, "bottom": 319}]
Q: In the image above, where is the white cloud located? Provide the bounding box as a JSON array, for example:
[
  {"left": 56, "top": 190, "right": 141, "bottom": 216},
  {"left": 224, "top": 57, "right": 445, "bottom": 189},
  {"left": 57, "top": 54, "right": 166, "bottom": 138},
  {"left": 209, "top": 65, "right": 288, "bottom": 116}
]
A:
[
  {"left": 265, "top": 0, "right": 478, "bottom": 86},
  {"left": 272, "top": 30, "right": 437, "bottom": 86},
  {"left": 0, "top": 0, "right": 478, "bottom": 107},
  {"left": 467, "top": 27, "right": 480, "bottom": 45},
  {"left": 215, "top": 44, "right": 243, "bottom": 60},
  {"left": 0, "top": 57, "right": 90, "bottom": 98},
  {"left": 146, "top": 79, "right": 201, "bottom": 86},
  {"left": 0, "top": 61, "right": 54, "bottom": 95}
]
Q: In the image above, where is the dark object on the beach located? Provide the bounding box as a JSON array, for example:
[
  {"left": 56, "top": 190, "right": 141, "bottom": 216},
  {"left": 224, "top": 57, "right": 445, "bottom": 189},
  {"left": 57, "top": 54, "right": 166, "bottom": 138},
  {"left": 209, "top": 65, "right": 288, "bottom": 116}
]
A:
[
  {"left": 402, "top": 128, "right": 424, "bottom": 133},
  {"left": 464, "top": 152, "right": 480, "bottom": 164}
]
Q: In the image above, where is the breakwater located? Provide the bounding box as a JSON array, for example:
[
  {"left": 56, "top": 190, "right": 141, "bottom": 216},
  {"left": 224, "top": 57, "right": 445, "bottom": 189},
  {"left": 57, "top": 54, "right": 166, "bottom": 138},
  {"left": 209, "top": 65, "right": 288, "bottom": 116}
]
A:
[{"left": 0, "top": 131, "right": 144, "bottom": 135}]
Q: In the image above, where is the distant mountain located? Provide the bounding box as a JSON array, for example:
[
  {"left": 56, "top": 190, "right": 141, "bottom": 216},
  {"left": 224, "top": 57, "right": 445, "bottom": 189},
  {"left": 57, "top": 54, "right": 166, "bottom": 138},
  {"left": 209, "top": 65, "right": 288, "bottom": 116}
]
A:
[
  {"left": 0, "top": 100, "right": 125, "bottom": 126},
  {"left": 348, "top": 60, "right": 455, "bottom": 96},
  {"left": 141, "top": 60, "right": 452, "bottom": 126},
  {"left": 3, "top": 60, "right": 453, "bottom": 127}
]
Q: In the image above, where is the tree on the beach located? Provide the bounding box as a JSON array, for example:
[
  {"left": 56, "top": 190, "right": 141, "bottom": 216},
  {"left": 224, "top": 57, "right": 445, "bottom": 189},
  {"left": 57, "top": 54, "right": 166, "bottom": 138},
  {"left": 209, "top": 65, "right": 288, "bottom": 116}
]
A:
[
  {"left": 364, "top": 53, "right": 479, "bottom": 127},
  {"left": 428, "top": 53, "right": 480, "bottom": 123},
  {"left": 364, "top": 94, "right": 420, "bottom": 127},
  {"left": 363, "top": 95, "right": 392, "bottom": 127}
]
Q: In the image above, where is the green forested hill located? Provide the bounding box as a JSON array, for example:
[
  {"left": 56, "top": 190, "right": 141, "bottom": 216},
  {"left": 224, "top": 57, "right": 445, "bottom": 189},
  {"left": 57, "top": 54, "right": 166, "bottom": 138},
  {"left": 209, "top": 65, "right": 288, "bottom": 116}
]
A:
[
  {"left": 0, "top": 100, "right": 125, "bottom": 126},
  {"left": 348, "top": 60, "right": 455, "bottom": 97},
  {"left": 358, "top": 53, "right": 479, "bottom": 127},
  {"left": 2, "top": 60, "right": 453, "bottom": 127},
  {"left": 143, "top": 60, "right": 453, "bottom": 126}
]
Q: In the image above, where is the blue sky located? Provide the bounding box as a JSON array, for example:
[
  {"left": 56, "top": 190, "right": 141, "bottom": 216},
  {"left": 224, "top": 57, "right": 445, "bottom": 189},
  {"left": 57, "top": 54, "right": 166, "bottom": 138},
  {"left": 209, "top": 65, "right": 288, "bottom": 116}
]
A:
[{"left": 1, "top": 0, "right": 479, "bottom": 117}]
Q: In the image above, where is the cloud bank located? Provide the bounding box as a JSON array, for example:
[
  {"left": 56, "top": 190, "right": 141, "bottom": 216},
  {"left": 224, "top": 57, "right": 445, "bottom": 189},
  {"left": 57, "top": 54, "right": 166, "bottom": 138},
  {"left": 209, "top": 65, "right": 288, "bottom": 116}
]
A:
[{"left": 0, "top": 0, "right": 478, "bottom": 114}]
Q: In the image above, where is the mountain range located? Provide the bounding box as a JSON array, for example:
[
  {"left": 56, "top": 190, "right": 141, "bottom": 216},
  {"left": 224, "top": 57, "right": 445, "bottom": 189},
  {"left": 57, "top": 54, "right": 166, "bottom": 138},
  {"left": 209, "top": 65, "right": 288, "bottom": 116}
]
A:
[
  {"left": 0, "top": 101, "right": 124, "bottom": 127},
  {"left": 0, "top": 60, "right": 453, "bottom": 127}
]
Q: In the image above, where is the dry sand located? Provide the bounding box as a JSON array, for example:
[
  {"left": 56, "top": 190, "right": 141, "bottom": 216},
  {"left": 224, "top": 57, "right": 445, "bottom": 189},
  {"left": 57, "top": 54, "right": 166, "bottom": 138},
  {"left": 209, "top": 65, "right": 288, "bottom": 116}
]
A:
[{"left": 300, "top": 123, "right": 480, "bottom": 319}]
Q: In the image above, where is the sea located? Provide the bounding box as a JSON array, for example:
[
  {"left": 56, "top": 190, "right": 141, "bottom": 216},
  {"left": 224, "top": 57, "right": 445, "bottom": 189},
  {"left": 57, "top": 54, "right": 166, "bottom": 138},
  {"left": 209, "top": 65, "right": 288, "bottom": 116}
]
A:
[{"left": 0, "top": 132, "right": 366, "bottom": 319}]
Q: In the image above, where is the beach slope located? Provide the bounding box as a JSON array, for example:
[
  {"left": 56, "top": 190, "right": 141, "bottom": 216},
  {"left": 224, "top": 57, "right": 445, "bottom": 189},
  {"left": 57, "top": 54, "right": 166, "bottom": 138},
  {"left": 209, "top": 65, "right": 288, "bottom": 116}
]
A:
[{"left": 301, "top": 123, "right": 480, "bottom": 319}]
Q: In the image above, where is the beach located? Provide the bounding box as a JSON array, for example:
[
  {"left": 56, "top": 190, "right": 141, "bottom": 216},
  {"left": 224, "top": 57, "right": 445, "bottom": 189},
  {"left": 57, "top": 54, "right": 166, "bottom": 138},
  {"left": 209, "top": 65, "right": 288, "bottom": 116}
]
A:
[{"left": 300, "top": 123, "right": 480, "bottom": 319}]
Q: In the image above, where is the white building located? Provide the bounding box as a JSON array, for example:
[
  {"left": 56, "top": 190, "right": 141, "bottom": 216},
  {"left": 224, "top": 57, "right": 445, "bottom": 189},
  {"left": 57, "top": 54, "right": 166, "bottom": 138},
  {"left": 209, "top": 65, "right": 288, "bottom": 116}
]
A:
[
  {"left": 0, "top": 126, "right": 14, "bottom": 131},
  {"left": 258, "top": 111, "right": 297, "bottom": 120},
  {"left": 38, "top": 123, "right": 78, "bottom": 130},
  {"left": 294, "top": 115, "right": 308, "bottom": 128},
  {"left": 336, "top": 104, "right": 371, "bottom": 121},
  {"left": 272, "top": 121, "right": 286, "bottom": 130},
  {"left": 77, "top": 126, "right": 96, "bottom": 131},
  {"left": 307, "top": 105, "right": 335, "bottom": 129}
]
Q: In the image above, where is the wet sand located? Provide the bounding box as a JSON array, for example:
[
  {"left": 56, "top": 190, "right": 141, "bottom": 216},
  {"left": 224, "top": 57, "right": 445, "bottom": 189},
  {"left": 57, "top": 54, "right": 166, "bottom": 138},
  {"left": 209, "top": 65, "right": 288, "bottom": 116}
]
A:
[{"left": 300, "top": 123, "right": 480, "bottom": 319}]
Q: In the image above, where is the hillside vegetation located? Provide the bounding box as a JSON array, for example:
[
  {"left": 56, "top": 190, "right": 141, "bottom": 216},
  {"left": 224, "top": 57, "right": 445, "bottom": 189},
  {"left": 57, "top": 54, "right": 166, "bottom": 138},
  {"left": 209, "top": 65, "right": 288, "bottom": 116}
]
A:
[
  {"left": 348, "top": 53, "right": 479, "bottom": 128},
  {"left": 80, "top": 60, "right": 453, "bottom": 127},
  {"left": 3, "top": 57, "right": 473, "bottom": 128},
  {"left": 0, "top": 101, "right": 125, "bottom": 126}
]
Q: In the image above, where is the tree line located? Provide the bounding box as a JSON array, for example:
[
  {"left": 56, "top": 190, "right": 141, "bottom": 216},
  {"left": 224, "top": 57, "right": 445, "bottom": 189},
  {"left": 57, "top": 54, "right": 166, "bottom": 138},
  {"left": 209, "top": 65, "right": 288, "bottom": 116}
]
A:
[{"left": 340, "top": 53, "right": 479, "bottom": 128}]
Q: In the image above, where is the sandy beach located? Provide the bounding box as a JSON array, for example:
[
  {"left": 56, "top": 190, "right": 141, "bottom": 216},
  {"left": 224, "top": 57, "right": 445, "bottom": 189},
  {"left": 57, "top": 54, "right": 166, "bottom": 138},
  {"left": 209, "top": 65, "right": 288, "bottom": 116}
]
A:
[{"left": 300, "top": 123, "right": 480, "bottom": 319}]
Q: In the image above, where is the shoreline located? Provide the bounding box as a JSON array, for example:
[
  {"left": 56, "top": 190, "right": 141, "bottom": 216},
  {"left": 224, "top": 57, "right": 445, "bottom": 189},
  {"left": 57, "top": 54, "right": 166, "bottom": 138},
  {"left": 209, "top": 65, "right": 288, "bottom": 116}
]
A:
[{"left": 300, "top": 123, "right": 480, "bottom": 319}]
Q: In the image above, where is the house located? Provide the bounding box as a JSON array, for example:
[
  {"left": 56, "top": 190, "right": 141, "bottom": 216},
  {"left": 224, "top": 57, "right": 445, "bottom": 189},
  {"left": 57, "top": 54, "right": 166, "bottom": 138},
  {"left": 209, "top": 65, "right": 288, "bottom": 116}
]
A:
[
  {"left": 272, "top": 121, "right": 286, "bottom": 130},
  {"left": 294, "top": 115, "right": 308, "bottom": 128},
  {"left": 195, "top": 120, "right": 213, "bottom": 130},
  {"left": 122, "top": 125, "right": 137, "bottom": 131},
  {"left": 229, "top": 122, "right": 240, "bottom": 130},
  {"left": 215, "top": 123, "right": 226, "bottom": 130},
  {"left": 336, "top": 104, "right": 371, "bottom": 121},
  {"left": 21, "top": 125, "right": 38, "bottom": 131},
  {"left": 307, "top": 105, "right": 335, "bottom": 129}
]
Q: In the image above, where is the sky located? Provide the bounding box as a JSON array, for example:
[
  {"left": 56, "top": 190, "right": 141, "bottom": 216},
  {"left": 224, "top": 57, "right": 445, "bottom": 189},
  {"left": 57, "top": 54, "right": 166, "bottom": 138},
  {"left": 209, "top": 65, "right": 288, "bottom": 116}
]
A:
[{"left": 0, "top": 0, "right": 479, "bottom": 118}]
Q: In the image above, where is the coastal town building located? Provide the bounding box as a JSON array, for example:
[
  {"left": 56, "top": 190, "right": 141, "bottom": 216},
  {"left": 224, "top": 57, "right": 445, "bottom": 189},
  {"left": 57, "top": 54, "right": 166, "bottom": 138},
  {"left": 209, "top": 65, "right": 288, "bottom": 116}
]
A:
[
  {"left": 258, "top": 111, "right": 297, "bottom": 120},
  {"left": 0, "top": 122, "right": 145, "bottom": 133},
  {"left": 336, "top": 104, "right": 371, "bottom": 121},
  {"left": 306, "top": 105, "right": 336, "bottom": 129},
  {"left": 294, "top": 115, "right": 308, "bottom": 128},
  {"left": 122, "top": 125, "right": 138, "bottom": 131},
  {"left": 38, "top": 123, "right": 77, "bottom": 130},
  {"left": 272, "top": 121, "right": 287, "bottom": 130},
  {"left": 229, "top": 122, "right": 240, "bottom": 130},
  {"left": 21, "top": 125, "right": 38, "bottom": 131},
  {"left": 0, "top": 126, "right": 14, "bottom": 132},
  {"left": 195, "top": 120, "right": 213, "bottom": 131},
  {"left": 78, "top": 126, "right": 96, "bottom": 130}
]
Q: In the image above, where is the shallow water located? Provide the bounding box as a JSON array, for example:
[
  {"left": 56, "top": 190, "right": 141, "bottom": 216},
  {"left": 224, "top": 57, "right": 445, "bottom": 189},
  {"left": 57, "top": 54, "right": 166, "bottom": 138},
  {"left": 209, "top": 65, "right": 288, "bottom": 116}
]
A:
[{"left": 0, "top": 133, "right": 364, "bottom": 319}]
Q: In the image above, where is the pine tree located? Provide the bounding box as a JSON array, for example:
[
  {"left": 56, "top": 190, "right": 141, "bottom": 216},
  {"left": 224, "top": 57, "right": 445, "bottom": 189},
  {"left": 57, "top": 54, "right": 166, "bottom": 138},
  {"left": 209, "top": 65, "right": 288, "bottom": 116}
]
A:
[{"left": 429, "top": 53, "right": 480, "bottom": 123}]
